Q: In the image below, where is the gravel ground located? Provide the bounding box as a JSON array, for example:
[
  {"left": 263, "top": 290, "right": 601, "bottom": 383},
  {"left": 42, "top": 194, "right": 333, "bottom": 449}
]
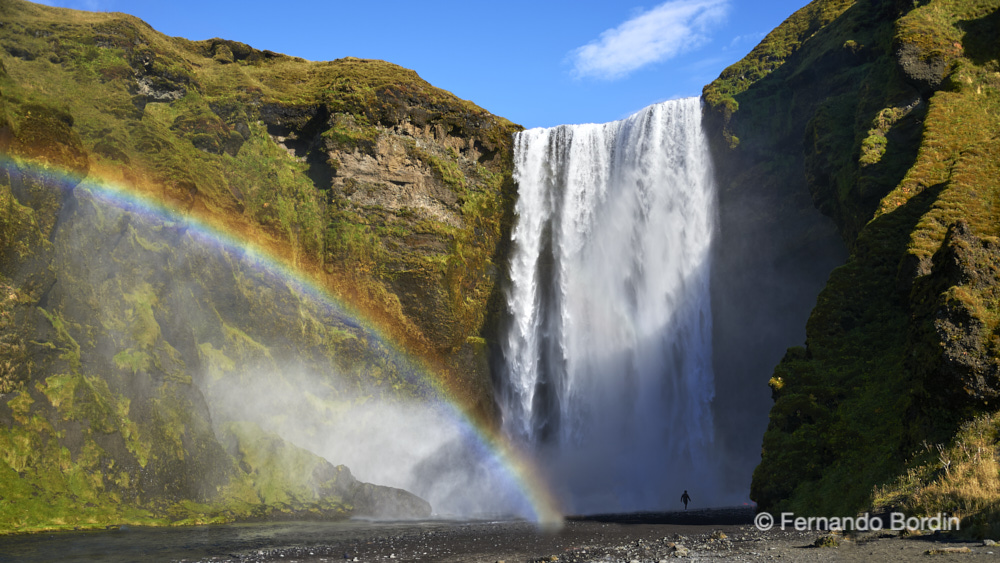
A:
[{"left": 180, "top": 509, "right": 999, "bottom": 563}]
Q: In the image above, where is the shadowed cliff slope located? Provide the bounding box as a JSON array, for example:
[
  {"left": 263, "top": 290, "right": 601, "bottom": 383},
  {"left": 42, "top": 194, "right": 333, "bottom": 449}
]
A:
[
  {"left": 0, "top": 0, "right": 515, "bottom": 532},
  {"left": 706, "top": 0, "right": 1000, "bottom": 535}
]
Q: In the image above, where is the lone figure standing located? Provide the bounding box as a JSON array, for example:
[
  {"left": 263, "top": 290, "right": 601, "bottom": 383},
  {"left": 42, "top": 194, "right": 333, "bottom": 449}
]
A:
[{"left": 681, "top": 490, "right": 691, "bottom": 510}]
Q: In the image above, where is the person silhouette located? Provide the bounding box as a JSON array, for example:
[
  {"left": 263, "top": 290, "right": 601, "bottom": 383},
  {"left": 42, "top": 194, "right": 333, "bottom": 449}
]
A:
[{"left": 681, "top": 490, "right": 691, "bottom": 510}]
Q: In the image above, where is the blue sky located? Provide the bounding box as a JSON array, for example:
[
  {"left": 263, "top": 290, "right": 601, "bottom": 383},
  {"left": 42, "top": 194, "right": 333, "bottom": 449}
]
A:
[{"left": 39, "top": 0, "right": 810, "bottom": 128}]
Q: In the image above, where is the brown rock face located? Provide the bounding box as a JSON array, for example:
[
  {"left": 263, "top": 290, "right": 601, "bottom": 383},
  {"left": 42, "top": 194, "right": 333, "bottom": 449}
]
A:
[
  {"left": 331, "top": 130, "right": 463, "bottom": 228},
  {"left": 255, "top": 85, "right": 519, "bottom": 363}
]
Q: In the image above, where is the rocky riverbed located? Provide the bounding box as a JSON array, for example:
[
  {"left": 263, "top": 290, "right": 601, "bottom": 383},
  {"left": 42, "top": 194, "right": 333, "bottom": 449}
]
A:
[{"left": 172, "top": 509, "right": 998, "bottom": 563}]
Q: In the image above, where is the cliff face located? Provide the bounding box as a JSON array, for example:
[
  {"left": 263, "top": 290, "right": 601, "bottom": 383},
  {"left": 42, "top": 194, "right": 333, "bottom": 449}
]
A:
[
  {"left": 705, "top": 0, "right": 1000, "bottom": 534},
  {"left": 0, "top": 0, "right": 514, "bottom": 532}
]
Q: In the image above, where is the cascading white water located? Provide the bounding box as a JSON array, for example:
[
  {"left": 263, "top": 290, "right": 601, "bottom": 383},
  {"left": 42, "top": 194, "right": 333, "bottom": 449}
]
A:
[{"left": 500, "top": 97, "right": 718, "bottom": 514}]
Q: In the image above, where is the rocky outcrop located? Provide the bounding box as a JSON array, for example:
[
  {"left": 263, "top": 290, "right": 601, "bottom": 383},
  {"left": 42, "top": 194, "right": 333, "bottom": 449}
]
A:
[
  {"left": 346, "top": 481, "right": 433, "bottom": 520},
  {"left": 895, "top": 42, "right": 956, "bottom": 94},
  {"left": 911, "top": 221, "right": 1000, "bottom": 403},
  {"left": 223, "top": 422, "right": 431, "bottom": 520}
]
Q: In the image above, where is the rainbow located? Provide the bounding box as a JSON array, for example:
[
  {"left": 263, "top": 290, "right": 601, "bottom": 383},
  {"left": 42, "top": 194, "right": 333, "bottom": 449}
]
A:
[{"left": 0, "top": 154, "right": 564, "bottom": 527}]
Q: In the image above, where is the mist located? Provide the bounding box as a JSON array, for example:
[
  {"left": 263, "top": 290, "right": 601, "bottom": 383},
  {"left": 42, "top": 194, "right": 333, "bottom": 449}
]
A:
[
  {"left": 200, "top": 364, "right": 536, "bottom": 520},
  {"left": 707, "top": 122, "right": 848, "bottom": 499}
]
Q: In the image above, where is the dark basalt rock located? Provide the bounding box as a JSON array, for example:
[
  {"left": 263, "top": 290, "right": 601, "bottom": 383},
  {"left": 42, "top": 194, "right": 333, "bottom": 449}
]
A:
[
  {"left": 895, "top": 42, "right": 955, "bottom": 96},
  {"left": 922, "top": 221, "right": 1000, "bottom": 402}
]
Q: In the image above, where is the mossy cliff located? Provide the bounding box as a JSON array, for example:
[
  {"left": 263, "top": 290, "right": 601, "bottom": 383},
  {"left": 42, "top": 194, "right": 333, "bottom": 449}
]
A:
[
  {"left": 0, "top": 0, "right": 513, "bottom": 532},
  {"left": 705, "top": 0, "right": 1000, "bottom": 533}
]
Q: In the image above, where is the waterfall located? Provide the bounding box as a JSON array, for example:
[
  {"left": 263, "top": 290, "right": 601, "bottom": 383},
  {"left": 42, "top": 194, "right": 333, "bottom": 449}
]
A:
[{"left": 499, "top": 97, "right": 718, "bottom": 514}]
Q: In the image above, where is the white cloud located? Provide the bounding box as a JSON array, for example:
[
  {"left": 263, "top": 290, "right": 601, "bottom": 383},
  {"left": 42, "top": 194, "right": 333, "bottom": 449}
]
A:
[{"left": 570, "top": 0, "right": 729, "bottom": 80}]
